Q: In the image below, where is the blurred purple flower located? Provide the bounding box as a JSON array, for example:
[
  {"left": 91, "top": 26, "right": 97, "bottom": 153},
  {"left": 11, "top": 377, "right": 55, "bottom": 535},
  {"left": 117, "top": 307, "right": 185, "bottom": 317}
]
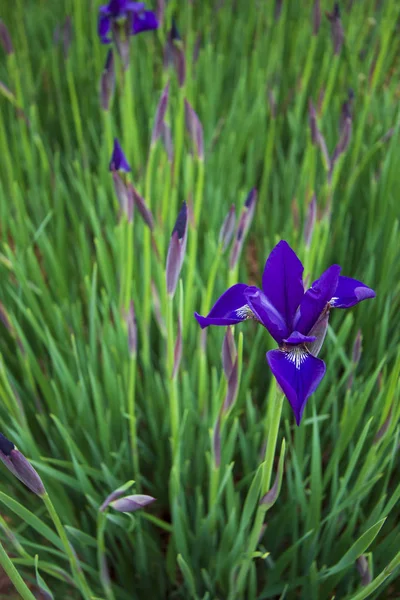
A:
[
  {"left": 0, "top": 20, "right": 13, "bottom": 54},
  {"left": 219, "top": 204, "right": 236, "bottom": 252},
  {"left": 184, "top": 99, "right": 204, "bottom": 160},
  {"left": 0, "top": 433, "right": 45, "bottom": 496},
  {"left": 326, "top": 2, "right": 344, "bottom": 55},
  {"left": 195, "top": 241, "right": 375, "bottom": 425},
  {"left": 109, "top": 138, "right": 131, "bottom": 172},
  {"left": 98, "top": 1, "right": 158, "bottom": 43},
  {"left": 164, "top": 19, "right": 186, "bottom": 86}
]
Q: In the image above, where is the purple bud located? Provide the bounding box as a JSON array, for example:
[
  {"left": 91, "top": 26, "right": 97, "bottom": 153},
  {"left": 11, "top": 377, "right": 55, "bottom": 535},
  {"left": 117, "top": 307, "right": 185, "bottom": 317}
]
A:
[
  {"left": 112, "top": 20, "right": 131, "bottom": 70},
  {"left": 172, "top": 317, "right": 182, "bottom": 379},
  {"left": 309, "top": 100, "right": 330, "bottom": 168},
  {"left": 110, "top": 139, "right": 131, "bottom": 173},
  {"left": 229, "top": 189, "right": 257, "bottom": 270},
  {"left": 212, "top": 415, "right": 221, "bottom": 468},
  {"left": 100, "top": 49, "right": 115, "bottom": 111},
  {"left": 110, "top": 494, "right": 155, "bottom": 513},
  {"left": 274, "top": 0, "right": 283, "bottom": 21},
  {"left": 260, "top": 443, "right": 285, "bottom": 508},
  {"left": 339, "top": 89, "right": 354, "bottom": 134},
  {"left": 112, "top": 173, "right": 131, "bottom": 221},
  {"left": 304, "top": 194, "right": 317, "bottom": 248},
  {"left": 331, "top": 116, "right": 352, "bottom": 172},
  {"left": 63, "top": 16, "right": 73, "bottom": 59},
  {"left": 0, "top": 434, "right": 46, "bottom": 496},
  {"left": 100, "top": 480, "right": 135, "bottom": 511},
  {"left": 219, "top": 205, "right": 236, "bottom": 252},
  {"left": 222, "top": 327, "right": 236, "bottom": 380},
  {"left": 126, "top": 301, "right": 137, "bottom": 357},
  {"left": 223, "top": 357, "right": 238, "bottom": 412},
  {"left": 312, "top": 0, "right": 321, "bottom": 35},
  {"left": 352, "top": 330, "right": 362, "bottom": 364},
  {"left": 164, "top": 20, "right": 186, "bottom": 87},
  {"left": 184, "top": 100, "right": 204, "bottom": 160},
  {"left": 0, "top": 21, "right": 13, "bottom": 55},
  {"left": 356, "top": 555, "right": 372, "bottom": 586},
  {"left": 151, "top": 281, "right": 166, "bottom": 335},
  {"left": 326, "top": 3, "right": 344, "bottom": 55},
  {"left": 130, "top": 185, "right": 154, "bottom": 231},
  {"left": 166, "top": 203, "right": 188, "bottom": 296},
  {"left": 306, "top": 307, "right": 330, "bottom": 357},
  {"left": 151, "top": 81, "right": 170, "bottom": 146},
  {"left": 374, "top": 407, "right": 392, "bottom": 444},
  {"left": 160, "top": 121, "right": 174, "bottom": 162}
]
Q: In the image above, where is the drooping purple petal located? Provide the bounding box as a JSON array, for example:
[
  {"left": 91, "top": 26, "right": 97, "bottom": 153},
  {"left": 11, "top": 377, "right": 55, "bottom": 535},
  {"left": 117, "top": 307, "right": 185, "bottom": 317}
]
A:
[
  {"left": 330, "top": 276, "right": 376, "bottom": 309},
  {"left": 110, "top": 494, "right": 155, "bottom": 512},
  {"left": 194, "top": 284, "right": 254, "bottom": 329},
  {"left": 306, "top": 308, "right": 330, "bottom": 357},
  {"left": 267, "top": 349, "right": 326, "bottom": 425},
  {"left": 294, "top": 264, "right": 341, "bottom": 335},
  {"left": 283, "top": 331, "right": 316, "bottom": 345},
  {"left": 244, "top": 286, "right": 289, "bottom": 344},
  {"left": 98, "top": 14, "right": 112, "bottom": 43},
  {"left": 132, "top": 10, "right": 158, "bottom": 34},
  {"left": 262, "top": 241, "right": 305, "bottom": 331},
  {"left": 109, "top": 138, "right": 131, "bottom": 172}
]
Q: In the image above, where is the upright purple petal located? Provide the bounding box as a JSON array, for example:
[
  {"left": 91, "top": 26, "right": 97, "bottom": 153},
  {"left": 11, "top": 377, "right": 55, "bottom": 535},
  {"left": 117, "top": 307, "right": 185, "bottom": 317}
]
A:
[
  {"left": 294, "top": 264, "right": 341, "bottom": 335},
  {"left": 267, "top": 349, "right": 326, "bottom": 425},
  {"left": 109, "top": 139, "right": 131, "bottom": 172},
  {"left": 283, "top": 332, "right": 316, "bottom": 345},
  {"left": 194, "top": 284, "right": 255, "bottom": 329},
  {"left": 244, "top": 286, "right": 289, "bottom": 344},
  {"left": 330, "top": 276, "right": 376, "bottom": 309},
  {"left": 98, "top": 14, "right": 112, "bottom": 43},
  {"left": 262, "top": 241, "right": 305, "bottom": 331},
  {"left": 132, "top": 10, "right": 158, "bottom": 34}
]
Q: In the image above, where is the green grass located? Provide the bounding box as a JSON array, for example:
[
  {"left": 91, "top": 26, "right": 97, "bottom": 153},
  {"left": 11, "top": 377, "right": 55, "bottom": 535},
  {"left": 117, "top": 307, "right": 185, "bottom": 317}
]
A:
[{"left": 0, "top": 0, "right": 399, "bottom": 598}]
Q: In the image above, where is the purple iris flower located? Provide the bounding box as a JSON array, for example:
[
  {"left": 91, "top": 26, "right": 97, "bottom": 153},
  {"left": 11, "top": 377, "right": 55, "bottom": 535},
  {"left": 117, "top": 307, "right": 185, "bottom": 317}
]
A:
[
  {"left": 195, "top": 241, "right": 375, "bottom": 425},
  {"left": 98, "top": 1, "right": 158, "bottom": 44}
]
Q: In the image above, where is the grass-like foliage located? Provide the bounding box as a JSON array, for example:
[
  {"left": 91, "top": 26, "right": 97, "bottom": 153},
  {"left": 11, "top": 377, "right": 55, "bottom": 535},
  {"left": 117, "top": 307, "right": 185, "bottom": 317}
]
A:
[{"left": 0, "top": 0, "right": 399, "bottom": 598}]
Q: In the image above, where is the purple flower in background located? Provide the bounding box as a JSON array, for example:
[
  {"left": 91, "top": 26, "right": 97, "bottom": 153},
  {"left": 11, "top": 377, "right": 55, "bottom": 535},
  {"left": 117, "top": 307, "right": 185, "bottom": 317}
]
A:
[
  {"left": 195, "top": 241, "right": 375, "bottom": 425},
  {"left": 109, "top": 138, "right": 131, "bottom": 172},
  {"left": 98, "top": 1, "right": 158, "bottom": 43}
]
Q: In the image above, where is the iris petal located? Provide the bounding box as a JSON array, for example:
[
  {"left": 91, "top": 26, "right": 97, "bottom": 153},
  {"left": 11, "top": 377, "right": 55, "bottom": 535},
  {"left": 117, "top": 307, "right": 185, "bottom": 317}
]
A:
[
  {"left": 194, "top": 284, "right": 255, "bottom": 329},
  {"left": 294, "top": 264, "right": 340, "bottom": 335},
  {"left": 244, "top": 286, "right": 289, "bottom": 344},
  {"left": 98, "top": 14, "right": 112, "bottom": 43},
  {"left": 330, "top": 276, "right": 376, "bottom": 308},
  {"left": 267, "top": 349, "right": 326, "bottom": 425},
  {"left": 109, "top": 138, "right": 131, "bottom": 172},
  {"left": 262, "top": 240, "right": 305, "bottom": 331},
  {"left": 132, "top": 10, "right": 159, "bottom": 34},
  {"left": 283, "top": 331, "right": 316, "bottom": 345}
]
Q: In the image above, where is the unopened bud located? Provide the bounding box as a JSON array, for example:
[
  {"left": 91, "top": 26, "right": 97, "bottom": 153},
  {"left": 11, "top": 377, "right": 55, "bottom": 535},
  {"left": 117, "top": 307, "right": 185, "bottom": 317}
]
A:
[
  {"left": 219, "top": 205, "right": 236, "bottom": 252},
  {"left": 160, "top": 121, "right": 173, "bottom": 162},
  {"left": 100, "top": 480, "right": 135, "bottom": 511},
  {"left": 326, "top": 3, "right": 344, "bottom": 55},
  {"left": 0, "top": 21, "right": 13, "bottom": 55},
  {"left": 184, "top": 99, "right": 204, "bottom": 160},
  {"left": 109, "top": 138, "right": 131, "bottom": 173},
  {"left": 356, "top": 555, "right": 372, "bottom": 586},
  {"left": 110, "top": 494, "right": 155, "bottom": 513},
  {"left": 151, "top": 81, "right": 170, "bottom": 146},
  {"left": 304, "top": 194, "right": 317, "bottom": 248},
  {"left": 306, "top": 307, "right": 330, "bottom": 357},
  {"left": 112, "top": 173, "right": 132, "bottom": 222},
  {"left": 100, "top": 49, "right": 115, "bottom": 111},
  {"left": 312, "top": 0, "right": 321, "bottom": 35},
  {"left": 222, "top": 327, "right": 236, "bottom": 380},
  {"left": 166, "top": 202, "right": 188, "bottom": 296},
  {"left": 229, "top": 189, "right": 257, "bottom": 270},
  {"left": 0, "top": 434, "right": 46, "bottom": 496},
  {"left": 130, "top": 185, "right": 154, "bottom": 230},
  {"left": 164, "top": 20, "right": 186, "bottom": 86},
  {"left": 223, "top": 357, "right": 238, "bottom": 411}
]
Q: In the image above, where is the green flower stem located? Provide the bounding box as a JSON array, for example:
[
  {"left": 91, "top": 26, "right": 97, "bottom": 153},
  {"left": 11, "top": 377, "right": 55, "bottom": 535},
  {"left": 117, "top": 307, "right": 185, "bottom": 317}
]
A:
[
  {"left": 184, "top": 160, "right": 205, "bottom": 328},
  {"left": 141, "top": 149, "right": 156, "bottom": 366},
  {"left": 0, "top": 539, "right": 36, "bottom": 600},
  {"left": 232, "top": 389, "right": 285, "bottom": 598},
  {"left": 42, "top": 493, "right": 93, "bottom": 600},
  {"left": 127, "top": 354, "right": 140, "bottom": 487},
  {"left": 167, "top": 295, "right": 179, "bottom": 454},
  {"left": 97, "top": 512, "right": 116, "bottom": 600},
  {"left": 123, "top": 220, "right": 134, "bottom": 312}
]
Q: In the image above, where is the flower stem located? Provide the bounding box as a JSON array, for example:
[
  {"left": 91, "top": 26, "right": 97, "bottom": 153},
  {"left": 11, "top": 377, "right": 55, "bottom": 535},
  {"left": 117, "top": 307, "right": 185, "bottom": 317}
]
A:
[
  {"left": 97, "top": 512, "right": 116, "bottom": 600},
  {"left": 0, "top": 539, "right": 36, "bottom": 600},
  {"left": 167, "top": 295, "right": 179, "bottom": 453},
  {"left": 127, "top": 355, "right": 140, "bottom": 487},
  {"left": 232, "top": 388, "right": 285, "bottom": 598},
  {"left": 42, "top": 493, "right": 93, "bottom": 600}
]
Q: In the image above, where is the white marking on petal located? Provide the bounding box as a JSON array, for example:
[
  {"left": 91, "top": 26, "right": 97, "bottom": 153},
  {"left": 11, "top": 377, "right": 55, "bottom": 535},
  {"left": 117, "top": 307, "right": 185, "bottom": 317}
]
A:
[
  {"left": 235, "top": 305, "right": 255, "bottom": 320},
  {"left": 284, "top": 346, "right": 308, "bottom": 370},
  {"left": 330, "top": 296, "right": 339, "bottom": 307}
]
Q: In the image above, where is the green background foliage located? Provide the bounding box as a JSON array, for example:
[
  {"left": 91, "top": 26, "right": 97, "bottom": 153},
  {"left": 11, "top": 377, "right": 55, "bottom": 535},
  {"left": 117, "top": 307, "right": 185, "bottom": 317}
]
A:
[{"left": 0, "top": 0, "right": 399, "bottom": 598}]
